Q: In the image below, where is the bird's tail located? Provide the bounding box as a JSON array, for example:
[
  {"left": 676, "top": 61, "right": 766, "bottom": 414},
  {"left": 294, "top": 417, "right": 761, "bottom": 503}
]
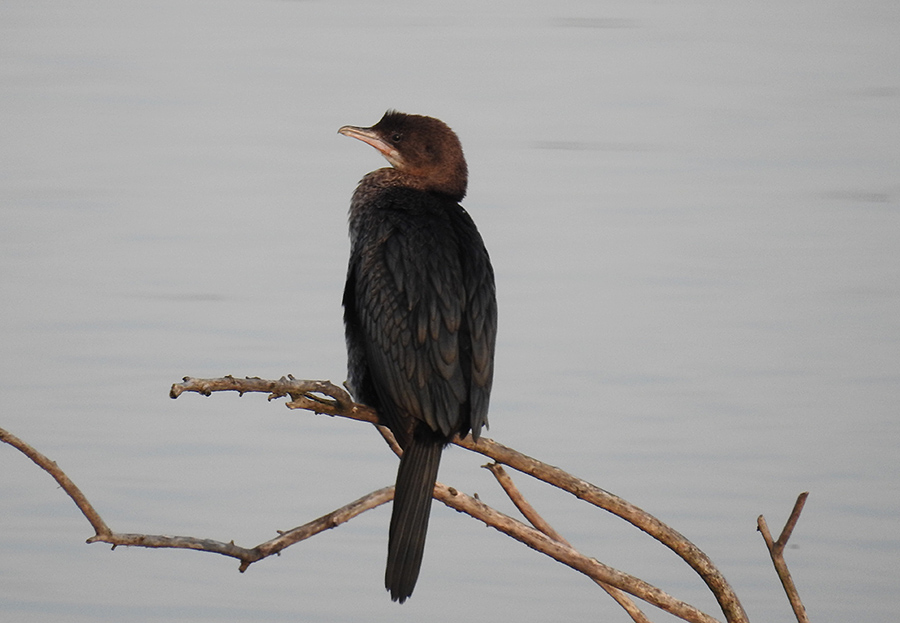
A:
[{"left": 385, "top": 435, "right": 443, "bottom": 603}]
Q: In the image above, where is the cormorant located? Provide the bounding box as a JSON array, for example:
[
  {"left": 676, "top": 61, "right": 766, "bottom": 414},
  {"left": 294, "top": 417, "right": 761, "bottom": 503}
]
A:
[{"left": 338, "top": 111, "right": 497, "bottom": 603}]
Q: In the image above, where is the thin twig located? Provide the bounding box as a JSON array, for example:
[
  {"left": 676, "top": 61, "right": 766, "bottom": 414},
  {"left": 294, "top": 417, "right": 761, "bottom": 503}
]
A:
[
  {"left": 0, "top": 427, "right": 112, "bottom": 537},
  {"left": 758, "top": 493, "right": 810, "bottom": 623}
]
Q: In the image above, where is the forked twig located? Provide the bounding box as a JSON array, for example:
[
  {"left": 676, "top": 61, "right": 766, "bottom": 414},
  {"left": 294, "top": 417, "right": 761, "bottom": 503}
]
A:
[{"left": 758, "top": 493, "right": 810, "bottom": 623}]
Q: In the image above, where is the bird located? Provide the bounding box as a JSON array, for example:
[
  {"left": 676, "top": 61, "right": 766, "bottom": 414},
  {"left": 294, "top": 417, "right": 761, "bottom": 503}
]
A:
[{"left": 338, "top": 111, "right": 497, "bottom": 603}]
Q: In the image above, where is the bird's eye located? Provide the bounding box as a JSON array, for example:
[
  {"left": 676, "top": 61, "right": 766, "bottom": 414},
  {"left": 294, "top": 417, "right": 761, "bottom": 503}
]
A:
[{"left": 390, "top": 133, "right": 402, "bottom": 143}]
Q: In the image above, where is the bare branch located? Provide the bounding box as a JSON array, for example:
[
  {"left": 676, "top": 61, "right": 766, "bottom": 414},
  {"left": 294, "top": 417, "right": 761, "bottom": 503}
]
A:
[
  {"left": 1, "top": 420, "right": 716, "bottom": 623},
  {"left": 88, "top": 486, "right": 394, "bottom": 571},
  {"left": 485, "top": 462, "right": 652, "bottom": 623},
  {"left": 0, "top": 374, "right": 815, "bottom": 623},
  {"left": 0, "top": 426, "right": 112, "bottom": 538},
  {"left": 774, "top": 492, "right": 808, "bottom": 554},
  {"left": 170, "top": 376, "right": 373, "bottom": 421},
  {"left": 758, "top": 493, "right": 810, "bottom": 623},
  {"left": 461, "top": 436, "right": 747, "bottom": 623},
  {"left": 0, "top": 424, "right": 394, "bottom": 570},
  {"left": 3, "top": 415, "right": 707, "bottom": 623},
  {"left": 434, "top": 482, "right": 718, "bottom": 623},
  {"left": 170, "top": 375, "right": 749, "bottom": 623},
  {"left": 485, "top": 462, "right": 566, "bottom": 542}
]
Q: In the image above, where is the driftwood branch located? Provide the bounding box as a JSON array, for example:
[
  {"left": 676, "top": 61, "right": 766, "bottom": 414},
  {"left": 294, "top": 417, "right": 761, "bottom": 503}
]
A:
[
  {"left": 0, "top": 424, "right": 393, "bottom": 571},
  {"left": 433, "top": 480, "right": 718, "bottom": 623},
  {"left": 0, "top": 375, "right": 811, "bottom": 623},
  {"left": 0, "top": 421, "right": 713, "bottom": 623},
  {"left": 485, "top": 462, "right": 652, "bottom": 623},
  {"left": 91, "top": 486, "right": 395, "bottom": 572},
  {"left": 170, "top": 376, "right": 748, "bottom": 622},
  {"left": 758, "top": 493, "right": 810, "bottom": 623}
]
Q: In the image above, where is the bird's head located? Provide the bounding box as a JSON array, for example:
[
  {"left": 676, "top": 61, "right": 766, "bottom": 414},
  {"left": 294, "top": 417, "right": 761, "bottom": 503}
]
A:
[{"left": 339, "top": 110, "right": 468, "bottom": 201}]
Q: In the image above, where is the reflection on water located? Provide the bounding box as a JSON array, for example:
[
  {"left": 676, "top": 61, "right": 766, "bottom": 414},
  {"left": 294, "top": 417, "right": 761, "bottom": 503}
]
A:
[{"left": 1, "top": 1, "right": 898, "bottom": 622}]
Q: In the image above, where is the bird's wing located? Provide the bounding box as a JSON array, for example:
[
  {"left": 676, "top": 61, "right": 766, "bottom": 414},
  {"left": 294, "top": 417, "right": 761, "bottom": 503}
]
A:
[
  {"left": 454, "top": 207, "right": 497, "bottom": 436},
  {"left": 352, "top": 203, "right": 475, "bottom": 442}
]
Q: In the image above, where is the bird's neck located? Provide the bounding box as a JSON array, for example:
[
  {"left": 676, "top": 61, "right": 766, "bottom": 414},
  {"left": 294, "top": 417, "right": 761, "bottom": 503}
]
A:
[{"left": 356, "top": 166, "right": 466, "bottom": 203}]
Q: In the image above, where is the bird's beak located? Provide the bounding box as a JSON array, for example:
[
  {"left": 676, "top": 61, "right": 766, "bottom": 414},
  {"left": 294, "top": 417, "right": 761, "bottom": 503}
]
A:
[{"left": 338, "top": 125, "right": 403, "bottom": 168}]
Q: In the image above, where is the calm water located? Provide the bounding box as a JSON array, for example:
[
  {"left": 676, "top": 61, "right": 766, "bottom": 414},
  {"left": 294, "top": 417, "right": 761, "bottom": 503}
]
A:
[{"left": 2, "top": 2, "right": 898, "bottom": 622}]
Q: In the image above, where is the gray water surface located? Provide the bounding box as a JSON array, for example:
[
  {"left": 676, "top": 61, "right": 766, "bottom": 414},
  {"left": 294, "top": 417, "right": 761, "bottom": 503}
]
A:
[{"left": 2, "top": 1, "right": 898, "bottom": 622}]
